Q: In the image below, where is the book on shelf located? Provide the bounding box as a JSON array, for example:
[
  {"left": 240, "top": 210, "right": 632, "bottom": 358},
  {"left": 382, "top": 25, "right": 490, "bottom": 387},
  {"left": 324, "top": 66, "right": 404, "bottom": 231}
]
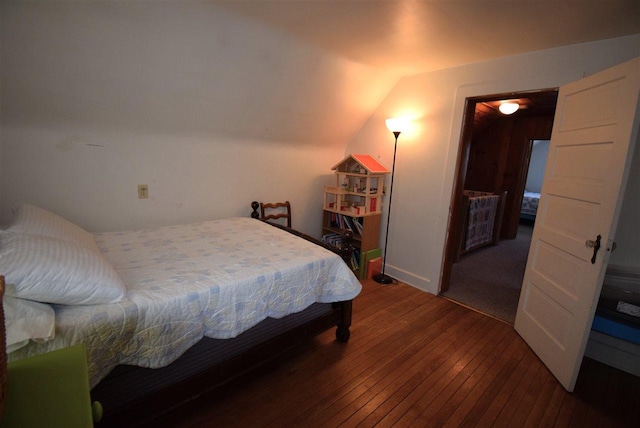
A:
[
  {"left": 343, "top": 215, "right": 356, "bottom": 233},
  {"left": 351, "top": 247, "right": 361, "bottom": 272},
  {"left": 367, "top": 257, "right": 382, "bottom": 279},
  {"left": 360, "top": 248, "right": 381, "bottom": 279},
  {"left": 322, "top": 232, "right": 360, "bottom": 274},
  {"left": 328, "top": 213, "right": 363, "bottom": 236},
  {"left": 321, "top": 232, "right": 344, "bottom": 248},
  {"left": 353, "top": 217, "right": 363, "bottom": 235}
]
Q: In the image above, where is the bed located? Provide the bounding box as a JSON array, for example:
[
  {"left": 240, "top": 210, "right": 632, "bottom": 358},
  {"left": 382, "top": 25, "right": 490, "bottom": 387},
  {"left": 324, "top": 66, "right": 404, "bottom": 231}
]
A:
[
  {"left": 1, "top": 204, "right": 360, "bottom": 426},
  {"left": 520, "top": 191, "right": 540, "bottom": 221}
]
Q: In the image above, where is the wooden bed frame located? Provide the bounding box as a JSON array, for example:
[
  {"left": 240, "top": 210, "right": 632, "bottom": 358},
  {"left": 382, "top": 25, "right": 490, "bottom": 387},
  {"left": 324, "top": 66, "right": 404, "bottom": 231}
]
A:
[{"left": 91, "top": 205, "right": 355, "bottom": 427}]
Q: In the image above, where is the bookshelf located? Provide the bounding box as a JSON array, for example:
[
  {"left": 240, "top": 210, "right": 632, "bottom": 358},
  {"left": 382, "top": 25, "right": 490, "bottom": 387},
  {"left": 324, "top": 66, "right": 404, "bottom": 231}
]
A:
[
  {"left": 322, "top": 211, "right": 381, "bottom": 251},
  {"left": 321, "top": 154, "right": 389, "bottom": 277}
]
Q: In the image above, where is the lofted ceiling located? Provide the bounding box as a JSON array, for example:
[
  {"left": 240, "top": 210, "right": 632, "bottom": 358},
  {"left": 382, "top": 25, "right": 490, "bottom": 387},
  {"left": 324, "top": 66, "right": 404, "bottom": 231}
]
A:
[
  {"left": 2, "top": 1, "right": 639, "bottom": 148},
  {"left": 220, "top": 0, "right": 640, "bottom": 75},
  {"left": 472, "top": 90, "right": 559, "bottom": 132}
]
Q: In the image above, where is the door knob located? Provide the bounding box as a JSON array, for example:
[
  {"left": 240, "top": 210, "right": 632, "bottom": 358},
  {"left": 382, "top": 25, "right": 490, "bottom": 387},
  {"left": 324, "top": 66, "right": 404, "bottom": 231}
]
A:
[{"left": 585, "top": 235, "right": 601, "bottom": 264}]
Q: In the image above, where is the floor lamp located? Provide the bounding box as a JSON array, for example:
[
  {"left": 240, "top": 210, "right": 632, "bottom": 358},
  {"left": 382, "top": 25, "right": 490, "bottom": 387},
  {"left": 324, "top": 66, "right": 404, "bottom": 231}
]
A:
[{"left": 373, "top": 117, "right": 409, "bottom": 284}]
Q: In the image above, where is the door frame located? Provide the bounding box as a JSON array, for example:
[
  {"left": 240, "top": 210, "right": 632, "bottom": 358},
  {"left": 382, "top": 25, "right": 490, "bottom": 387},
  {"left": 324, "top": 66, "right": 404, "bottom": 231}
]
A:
[
  {"left": 440, "top": 89, "right": 557, "bottom": 293},
  {"left": 440, "top": 98, "right": 476, "bottom": 293}
]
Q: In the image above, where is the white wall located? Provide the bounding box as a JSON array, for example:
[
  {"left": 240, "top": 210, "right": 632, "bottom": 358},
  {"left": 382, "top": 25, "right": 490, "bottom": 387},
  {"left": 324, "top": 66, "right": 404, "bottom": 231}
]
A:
[
  {"left": 345, "top": 35, "right": 640, "bottom": 294},
  {"left": 525, "top": 140, "right": 550, "bottom": 194},
  {"left": 1, "top": 125, "right": 342, "bottom": 233},
  {"left": 2, "top": 3, "right": 639, "bottom": 287},
  {"left": 609, "top": 129, "right": 640, "bottom": 269},
  {"left": 0, "top": 1, "right": 397, "bottom": 235}
]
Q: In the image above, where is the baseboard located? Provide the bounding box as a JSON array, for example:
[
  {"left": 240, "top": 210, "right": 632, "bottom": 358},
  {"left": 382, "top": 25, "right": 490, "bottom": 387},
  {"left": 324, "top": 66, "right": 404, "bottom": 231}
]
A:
[{"left": 383, "top": 264, "right": 433, "bottom": 294}]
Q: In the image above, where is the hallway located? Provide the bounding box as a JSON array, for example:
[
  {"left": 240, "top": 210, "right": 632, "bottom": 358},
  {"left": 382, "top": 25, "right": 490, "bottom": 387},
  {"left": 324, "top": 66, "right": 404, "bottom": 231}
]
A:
[{"left": 441, "top": 224, "right": 533, "bottom": 323}]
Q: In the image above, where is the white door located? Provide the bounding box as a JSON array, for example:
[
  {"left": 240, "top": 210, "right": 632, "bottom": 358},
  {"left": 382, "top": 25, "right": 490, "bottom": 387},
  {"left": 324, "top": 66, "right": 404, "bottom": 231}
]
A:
[{"left": 514, "top": 57, "right": 640, "bottom": 391}]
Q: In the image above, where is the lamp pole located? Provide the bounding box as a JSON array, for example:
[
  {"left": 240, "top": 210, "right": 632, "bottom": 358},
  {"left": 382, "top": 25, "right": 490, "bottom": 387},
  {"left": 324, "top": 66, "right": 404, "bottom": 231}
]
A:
[{"left": 373, "top": 130, "right": 400, "bottom": 284}]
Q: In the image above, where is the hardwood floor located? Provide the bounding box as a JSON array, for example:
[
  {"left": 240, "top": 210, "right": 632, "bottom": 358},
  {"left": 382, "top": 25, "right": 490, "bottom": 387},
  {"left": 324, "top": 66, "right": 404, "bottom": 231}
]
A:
[{"left": 146, "top": 280, "right": 640, "bottom": 427}]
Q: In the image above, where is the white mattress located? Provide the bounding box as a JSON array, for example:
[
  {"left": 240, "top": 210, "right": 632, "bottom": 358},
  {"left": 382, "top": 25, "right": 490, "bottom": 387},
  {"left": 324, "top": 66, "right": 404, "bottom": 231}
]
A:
[{"left": 8, "top": 218, "right": 361, "bottom": 387}]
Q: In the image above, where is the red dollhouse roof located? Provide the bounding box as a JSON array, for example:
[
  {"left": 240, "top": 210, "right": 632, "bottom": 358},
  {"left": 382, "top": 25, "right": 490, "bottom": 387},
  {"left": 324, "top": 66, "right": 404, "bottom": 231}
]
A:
[{"left": 331, "top": 154, "right": 390, "bottom": 174}]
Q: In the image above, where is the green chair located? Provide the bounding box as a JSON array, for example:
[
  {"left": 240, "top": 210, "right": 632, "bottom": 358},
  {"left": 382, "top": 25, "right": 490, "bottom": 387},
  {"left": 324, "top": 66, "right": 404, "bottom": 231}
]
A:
[
  {"left": 0, "top": 276, "right": 102, "bottom": 427},
  {"left": 1, "top": 344, "right": 103, "bottom": 428}
]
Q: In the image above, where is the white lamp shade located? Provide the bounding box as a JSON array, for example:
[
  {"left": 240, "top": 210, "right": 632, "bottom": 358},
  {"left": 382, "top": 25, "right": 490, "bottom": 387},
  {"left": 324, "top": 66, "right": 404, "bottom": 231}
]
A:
[
  {"left": 499, "top": 102, "right": 519, "bottom": 115},
  {"left": 385, "top": 117, "right": 410, "bottom": 133}
]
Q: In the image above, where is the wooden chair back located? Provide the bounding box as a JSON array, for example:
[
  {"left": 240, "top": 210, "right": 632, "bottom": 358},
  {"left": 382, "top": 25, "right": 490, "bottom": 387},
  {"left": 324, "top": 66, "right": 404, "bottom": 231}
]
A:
[{"left": 260, "top": 201, "right": 292, "bottom": 228}]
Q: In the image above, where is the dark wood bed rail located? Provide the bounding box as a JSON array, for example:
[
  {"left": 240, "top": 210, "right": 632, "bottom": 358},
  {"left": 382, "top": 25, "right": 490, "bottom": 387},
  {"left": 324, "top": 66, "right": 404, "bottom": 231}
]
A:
[{"left": 95, "top": 301, "right": 352, "bottom": 427}]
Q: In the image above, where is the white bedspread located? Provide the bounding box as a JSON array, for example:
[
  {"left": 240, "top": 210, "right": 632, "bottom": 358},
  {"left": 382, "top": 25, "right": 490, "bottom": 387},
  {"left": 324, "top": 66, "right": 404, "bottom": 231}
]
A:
[{"left": 8, "top": 218, "right": 361, "bottom": 386}]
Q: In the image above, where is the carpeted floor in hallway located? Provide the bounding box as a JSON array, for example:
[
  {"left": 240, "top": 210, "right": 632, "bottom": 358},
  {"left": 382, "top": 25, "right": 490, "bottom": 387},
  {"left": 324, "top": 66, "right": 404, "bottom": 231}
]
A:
[{"left": 442, "top": 224, "right": 533, "bottom": 324}]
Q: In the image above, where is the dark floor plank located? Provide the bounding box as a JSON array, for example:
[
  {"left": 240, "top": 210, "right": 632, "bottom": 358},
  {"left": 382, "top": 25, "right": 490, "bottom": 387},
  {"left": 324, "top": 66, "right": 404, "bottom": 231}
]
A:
[
  {"left": 442, "top": 334, "right": 526, "bottom": 427},
  {"left": 144, "top": 280, "right": 640, "bottom": 428},
  {"left": 492, "top": 355, "right": 544, "bottom": 427},
  {"left": 456, "top": 338, "right": 529, "bottom": 427},
  {"left": 413, "top": 326, "right": 515, "bottom": 426},
  {"left": 342, "top": 311, "right": 493, "bottom": 427},
  {"left": 522, "top": 371, "right": 562, "bottom": 427},
  {"left": 264, "top": 290, "right": 457, "bottom": 427},
  {"left": 320, "top": 309, "right": 476, "bottom": 424}
]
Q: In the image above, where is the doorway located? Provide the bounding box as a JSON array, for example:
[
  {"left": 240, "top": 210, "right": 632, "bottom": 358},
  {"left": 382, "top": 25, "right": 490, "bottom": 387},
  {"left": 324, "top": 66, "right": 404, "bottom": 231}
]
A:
[{"left": 439, "top": 90, "right": 558, "bottom": 323}]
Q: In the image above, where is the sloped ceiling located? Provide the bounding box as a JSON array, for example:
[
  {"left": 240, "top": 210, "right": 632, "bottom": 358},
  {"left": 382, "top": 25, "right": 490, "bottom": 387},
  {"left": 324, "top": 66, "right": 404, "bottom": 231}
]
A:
[
  {"left": 0, "top": 1, "right": 398, "bottom": 146},
  {"left": 219, "top": 0, "right": 640, "bottom": 75},
  {"left": 2, "top": 1, "right": 639, "bottom": 147}
]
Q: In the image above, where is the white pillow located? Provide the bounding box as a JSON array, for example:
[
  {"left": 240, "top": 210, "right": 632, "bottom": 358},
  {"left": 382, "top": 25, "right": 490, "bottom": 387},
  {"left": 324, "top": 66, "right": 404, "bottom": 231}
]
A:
[
  {"left": 3, "top": 295, "right": 56, "bottom": 353},
  {"left": 0, "top": 231, "right": 127, "bottom": 305},
  {"left": 7, "top": 204, "right": 100, "bottom": 252}
]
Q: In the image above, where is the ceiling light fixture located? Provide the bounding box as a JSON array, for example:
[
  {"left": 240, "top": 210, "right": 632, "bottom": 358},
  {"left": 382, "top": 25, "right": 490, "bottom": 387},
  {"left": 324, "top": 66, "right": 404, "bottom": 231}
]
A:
[{"left": 499, "top": 101, "right": 520, "bottom": 115}]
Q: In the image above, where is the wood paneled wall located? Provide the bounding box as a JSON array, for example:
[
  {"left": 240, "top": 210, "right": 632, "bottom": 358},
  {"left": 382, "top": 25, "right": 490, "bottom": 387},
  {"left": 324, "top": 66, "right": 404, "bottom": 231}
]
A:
[{"left": 464, "top": 114, "right": 553, "bottom": 239}]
